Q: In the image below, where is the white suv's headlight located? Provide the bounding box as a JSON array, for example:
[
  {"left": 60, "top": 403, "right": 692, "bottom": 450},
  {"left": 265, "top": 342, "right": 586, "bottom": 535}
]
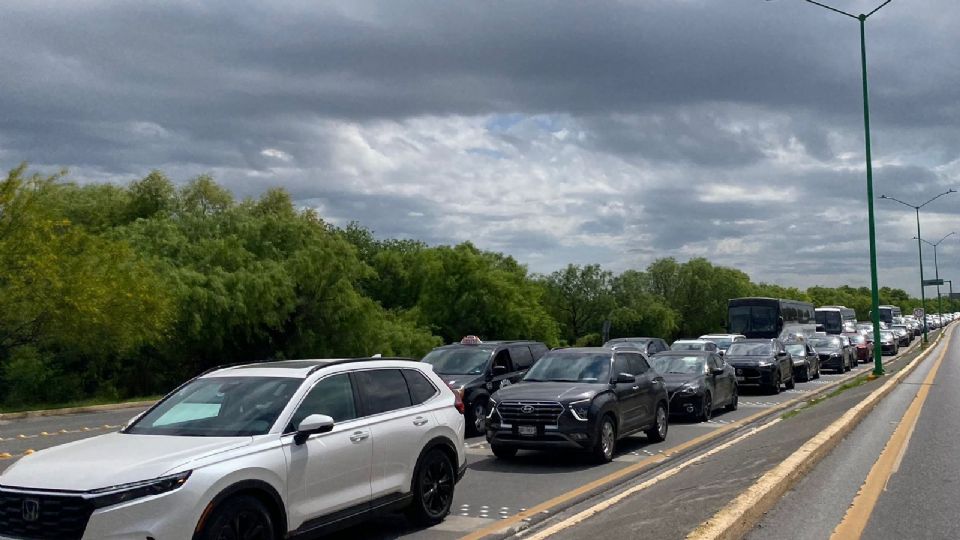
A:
[
  {"left": 88, "top": 471, "right": 191, "bottom": 509},
  {"left": 569, "top": 399, "right": 591, "bottom": 421}
]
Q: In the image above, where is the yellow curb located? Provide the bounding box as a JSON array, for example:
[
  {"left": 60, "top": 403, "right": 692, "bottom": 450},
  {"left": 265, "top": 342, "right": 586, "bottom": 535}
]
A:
[
  {"left": 688, "top": 325, "right": 953, "bottom": 540},
  {"left": 22, "top": 449, "right": 35, "bottom": 456}
]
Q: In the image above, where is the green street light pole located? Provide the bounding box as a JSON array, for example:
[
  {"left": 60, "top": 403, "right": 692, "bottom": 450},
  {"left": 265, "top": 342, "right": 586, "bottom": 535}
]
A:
[
  {"left": 917, "top": 232, "right": 956, "bottom": 323},
  {"left": 879, "top": 189, "right": 956, "bottom": 343},
  {"left": 945, "top": 280, "right": 953, "bottom": 313},
  {"left": 771, "top": 0, "right": 894, "bottom": 376}
]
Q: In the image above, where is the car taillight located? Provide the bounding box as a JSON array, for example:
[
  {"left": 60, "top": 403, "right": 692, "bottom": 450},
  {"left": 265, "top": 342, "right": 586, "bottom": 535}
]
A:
[{"left": 453, "top": 389, "right": 464, "bottom": 414}]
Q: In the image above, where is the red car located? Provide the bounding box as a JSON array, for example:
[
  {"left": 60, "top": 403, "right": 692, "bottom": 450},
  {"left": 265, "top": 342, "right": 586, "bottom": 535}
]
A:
[{"left": 843, "top": 332, "right": 873, "bottom": 363}]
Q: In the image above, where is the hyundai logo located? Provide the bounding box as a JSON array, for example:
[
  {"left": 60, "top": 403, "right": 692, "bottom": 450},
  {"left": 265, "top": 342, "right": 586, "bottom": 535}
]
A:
[
  {"left": 520, "top": 405, "right": 535, "bottom": 414},
  {"left": 22, "top": 499, "right": 39, "bottom": 523}
]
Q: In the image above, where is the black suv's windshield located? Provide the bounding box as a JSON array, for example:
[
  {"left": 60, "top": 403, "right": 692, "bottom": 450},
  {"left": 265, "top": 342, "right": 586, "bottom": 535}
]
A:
[
  {"left": 726, "top": 342, "right": 774, "bottom": 356},
  {"left": 127, "top": 376, "right": 301, "bottom": 437},
  {"left": 810, "top": 337, "right": 841, "bottom": 349},
  {"left": 421, "top": 347, "right": 493, "bottom": 375},
  {"left": 523, "top": 353, "right": 611, "bottom": 383},
  {"left": 785, "top": 344, "right": 806, "bottom": 357},
  {"left": 653, "top": 355, "right": 706, "bottom": 375}
]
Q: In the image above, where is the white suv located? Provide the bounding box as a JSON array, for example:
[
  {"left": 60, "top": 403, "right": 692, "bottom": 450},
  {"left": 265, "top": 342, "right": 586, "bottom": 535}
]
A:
[{"left": 0, "top": 358, "right": 466, "bottom": 539}]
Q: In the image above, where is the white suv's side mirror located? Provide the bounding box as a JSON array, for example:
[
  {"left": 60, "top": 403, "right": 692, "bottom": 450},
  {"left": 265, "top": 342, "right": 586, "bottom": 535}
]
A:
[{"left": 294, "top": 414, "right": 335, "bottom": 445}]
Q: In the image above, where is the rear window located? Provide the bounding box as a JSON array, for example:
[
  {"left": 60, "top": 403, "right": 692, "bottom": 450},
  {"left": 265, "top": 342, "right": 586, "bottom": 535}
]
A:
[
  {"left": 402, "top": 369, "right": 438, "bottom": 405},
  {"left": 354, "top": 369, "right": 412, "bottom": 415}
]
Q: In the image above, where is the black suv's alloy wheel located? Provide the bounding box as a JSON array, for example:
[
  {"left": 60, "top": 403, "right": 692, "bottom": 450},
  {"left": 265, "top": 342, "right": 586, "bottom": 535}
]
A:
[
  {"left": 645, "top": 403, "right": 668, "bottom": 443},
  {"left": 592, "top": 416, "right": 617, "bottom": 463}
]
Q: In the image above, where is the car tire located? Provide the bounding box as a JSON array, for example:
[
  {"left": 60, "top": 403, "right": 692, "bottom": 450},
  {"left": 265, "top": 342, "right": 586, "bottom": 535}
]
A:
[
  {"left": 700, "top": 393, "right": 712, "bottom": 422},
  {"left": 407, "top": 449, "right": 456, "bottom": 526},
  {"left": 466, "top": 398, "right": 487, "bottom": 436},
  {"left": 491, "top": 444, "right": 517, "bottom": 459},
  {"left": 196, "top": 494, "right": 276, "bottom": 540},
  {"left": 798, "top": 365, "right": 809, "bottom": 383},
  {"left": 645, "top": 403, "right": 668, "bottom": 443},
  {"left": 591, "top": 415, "right": 617, "bottom": 463},
  {"left": 725, "top": 387, "right": 739, "bottom": 411},
  {"left": 785, "top": 371, "right": 795, "bottom": 390},
  {"left": 769, "top": 372, "right": 781, "bottom": 395}
]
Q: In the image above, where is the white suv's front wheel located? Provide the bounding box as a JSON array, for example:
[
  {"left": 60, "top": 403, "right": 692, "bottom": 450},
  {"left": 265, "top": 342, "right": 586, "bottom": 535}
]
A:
[
  {"left": 196, "top": 494, "right": 276, "bottom": 540},
  {"left": 407, "top": 449, "right": 456, "bottom": 525}
]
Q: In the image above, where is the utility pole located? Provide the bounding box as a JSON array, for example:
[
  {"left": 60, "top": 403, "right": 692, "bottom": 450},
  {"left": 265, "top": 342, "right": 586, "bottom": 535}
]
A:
[
  {"left": 768, "top": 0, "right": 895, "bottom": 376},
  {"left": 879, "top": 189, "right": 955, "bottom": 343}
]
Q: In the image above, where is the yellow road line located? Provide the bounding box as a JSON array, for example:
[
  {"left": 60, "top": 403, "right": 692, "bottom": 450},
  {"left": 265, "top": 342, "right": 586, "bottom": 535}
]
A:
[
  {"left": 688, "top": 325, "right": 952, "bottom": 540},
  {"left": 830, "top": 327, "right": 953, "bottom": 539}
]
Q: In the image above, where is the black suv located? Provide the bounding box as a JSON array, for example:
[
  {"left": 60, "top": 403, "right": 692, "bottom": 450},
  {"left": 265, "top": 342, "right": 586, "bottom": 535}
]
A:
[
  {"left": 421, "top": 337, "right": 549, "bottom": 435},
  {"left": 485, "top": 347, "right": 669, "bottom": 463},
  {"left": 724, "top": 338, "right": 795, "bottom": 395}
]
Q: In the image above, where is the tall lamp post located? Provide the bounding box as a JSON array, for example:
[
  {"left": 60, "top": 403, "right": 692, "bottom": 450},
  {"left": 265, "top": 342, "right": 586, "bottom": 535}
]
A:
[
  {"left": 916, "top": 232, "right": 956, "bottom": 323},
  {"left": 768, "top": 0, "right": 894, "bottom": 376},
  {"left": 879, "top": 189, "right": 956, "bottom": 343},
  {"left": 945, "top": 280, "right": 954, "bottom": 314}
]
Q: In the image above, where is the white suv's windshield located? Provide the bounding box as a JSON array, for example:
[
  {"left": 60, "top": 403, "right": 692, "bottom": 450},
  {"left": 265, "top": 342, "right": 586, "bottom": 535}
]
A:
[
  {"left": 127, "top": 376, "right": 302, "bottom": 437},
  {"left": 523, "top": 354, "right": 611, "bottom": 383}
]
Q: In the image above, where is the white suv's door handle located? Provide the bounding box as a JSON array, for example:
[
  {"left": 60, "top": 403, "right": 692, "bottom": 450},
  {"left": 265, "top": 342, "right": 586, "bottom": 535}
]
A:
[
  {"left": 349, "top": 431, "right": 369, "bottom": 443},
  {"left": 632, "top": 386, "right": 639, "bottom": 391},
  {"left": 413, "top": 417, "right": 429, "bottom": 426}
]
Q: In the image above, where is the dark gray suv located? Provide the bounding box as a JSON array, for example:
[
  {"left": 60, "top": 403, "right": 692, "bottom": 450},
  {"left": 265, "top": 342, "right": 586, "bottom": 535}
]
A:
[{"left": 485, "top": 347, "right": 669, "bottom": 463}]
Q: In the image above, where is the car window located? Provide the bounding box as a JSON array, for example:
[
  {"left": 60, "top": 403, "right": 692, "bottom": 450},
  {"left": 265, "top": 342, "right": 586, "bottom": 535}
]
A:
[
  {"left": 529, "top": 343, "right": 549, "bottom": 360},
  {"left": 613, "top": 355, "right": 630, "bottom": 376},
  {"left": 624, "top": 353, "right": 649, "bottom": 375},
  {"left": 509, "top": 346, "right": 535, "bottom": 369},
  {"left": 492, "top": 350, "right": 513, "bottom": 373},
  {"left": 354, "top": 369, "right": 413, "bottom": 415},
  {"left": 289, "top": 373, "right": 357, "bottom": 431},
  {"left": 402, "top": 369, "right": 438, "bottom": 405}
]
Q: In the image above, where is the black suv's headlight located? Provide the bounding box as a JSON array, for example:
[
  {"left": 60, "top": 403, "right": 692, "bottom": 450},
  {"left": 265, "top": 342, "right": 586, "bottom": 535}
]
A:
[
  {"left": 568, "top": 399, "right": 591, "bottom": 421},
  {"left": 88, "top": 471, "right": 191, "bottom": 509},
  {"left": 679, "top": 384, "right": 700, "bottom": 396}
]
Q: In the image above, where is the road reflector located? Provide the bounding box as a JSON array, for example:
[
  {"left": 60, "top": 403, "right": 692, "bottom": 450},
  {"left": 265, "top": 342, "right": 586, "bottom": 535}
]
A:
[
  {"left": 0, "top": 453, "right": 11, "bottom": 459},
  {"left": 22, "top": 449, "right": 35, "bottom": 455}
]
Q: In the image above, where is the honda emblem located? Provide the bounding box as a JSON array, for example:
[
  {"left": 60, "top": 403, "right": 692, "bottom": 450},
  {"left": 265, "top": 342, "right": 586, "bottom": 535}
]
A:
[{"left": 22, "top": 498, "right": 39, "bottom": 522}]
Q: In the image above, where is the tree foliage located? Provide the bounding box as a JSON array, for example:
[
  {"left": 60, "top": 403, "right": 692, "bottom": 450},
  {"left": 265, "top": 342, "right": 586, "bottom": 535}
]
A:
[{"left": 0, "top": 164, "right": 932, "bottom": 407}]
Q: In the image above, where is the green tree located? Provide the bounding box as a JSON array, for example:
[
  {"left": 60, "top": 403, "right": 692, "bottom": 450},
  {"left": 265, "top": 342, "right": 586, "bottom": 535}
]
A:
[{"left": 541, "top": 264, "right": 615, "bottom": 343}]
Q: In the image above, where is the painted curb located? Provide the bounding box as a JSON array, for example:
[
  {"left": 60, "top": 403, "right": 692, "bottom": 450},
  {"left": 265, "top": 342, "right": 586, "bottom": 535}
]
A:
[
  {"left": 687, "top": 324, "right": 952, "bottom": 540},
  {"left": 0, "top": 400, "right": 156, "bottom": 421}
]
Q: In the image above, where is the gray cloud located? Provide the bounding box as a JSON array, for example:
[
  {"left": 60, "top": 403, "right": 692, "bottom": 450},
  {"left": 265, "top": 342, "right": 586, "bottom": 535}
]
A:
[{"left": 1, "top": 0, "right": 959, "bottom": 295}]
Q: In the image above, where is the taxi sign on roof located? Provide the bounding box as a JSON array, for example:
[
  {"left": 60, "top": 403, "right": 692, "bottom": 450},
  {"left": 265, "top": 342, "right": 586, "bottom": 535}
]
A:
[{"left": 460, "top": 335, "right": 483, "bottom": 345}]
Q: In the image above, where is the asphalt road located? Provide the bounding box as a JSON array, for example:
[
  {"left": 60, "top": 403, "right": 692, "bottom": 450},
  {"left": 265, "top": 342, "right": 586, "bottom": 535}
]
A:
[
  {"left": 749, "top": 324, "right": 959, "bottom": 540},
  {"left": 0, "top": 347, "right": 914, "bottom": 540}
]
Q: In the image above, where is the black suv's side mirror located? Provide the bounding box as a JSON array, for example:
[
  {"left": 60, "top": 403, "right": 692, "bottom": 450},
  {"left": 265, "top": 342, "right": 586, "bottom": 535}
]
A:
[
  {"left": 294, "top": 414, "right": 335, "bottom": 445},
  {"left": 615, "top": 373, "right": 636, "bottom": 384},
  {"left": 492, "top": 365, "right": 508, "bottom": 376}
]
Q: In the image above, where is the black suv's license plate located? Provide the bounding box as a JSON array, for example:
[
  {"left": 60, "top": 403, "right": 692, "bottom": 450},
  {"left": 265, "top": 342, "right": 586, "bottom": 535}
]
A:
[{"left": 518, "top": 425, "right": 536, "bottom": 436}]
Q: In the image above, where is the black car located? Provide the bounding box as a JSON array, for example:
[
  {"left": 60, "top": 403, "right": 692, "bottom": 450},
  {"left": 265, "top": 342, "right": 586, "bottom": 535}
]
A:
[
  {"left": 808, "top": 335, "right": 853, "bottom": 373},
  {"left": 784, "top": 340, "right": 820, "bottom": 381},
  {"left": 421, "top": 336, "right": 548, "bottom": 435},
  {"left": 651, "top": 351, "right": 738, "bottom": 421},
  {"left": 485, "top": 347, "right": 669, "bottom": 463},
  {"left": 603, "top": 337, "right": 670, "bottom": 356},
  {"left": 724, "top": 339, "right": 795, "bottom": 395}
]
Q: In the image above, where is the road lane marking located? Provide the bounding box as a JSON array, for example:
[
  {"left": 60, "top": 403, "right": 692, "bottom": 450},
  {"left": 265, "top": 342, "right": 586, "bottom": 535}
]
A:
[
  {"left": 688, "top": 326, "right": 952, "bottom": 540},
  {"left": 459, "top": 339, "right": 924, "bottom": 540},
  {"left": 523, "top": 419, "right": 783, "bottom": 540},
  {"left": 829, "top": 327, "right": 953, "bottom": 540}
]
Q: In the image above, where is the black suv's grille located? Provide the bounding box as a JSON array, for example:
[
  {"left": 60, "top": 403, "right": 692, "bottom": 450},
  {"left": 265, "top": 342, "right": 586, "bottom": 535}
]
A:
[
  {"left": 0, "top": 489, "right": 93, "bottom": 540},
  {"left": 497, "top": 401, "right": 564, "bottom": 424}
]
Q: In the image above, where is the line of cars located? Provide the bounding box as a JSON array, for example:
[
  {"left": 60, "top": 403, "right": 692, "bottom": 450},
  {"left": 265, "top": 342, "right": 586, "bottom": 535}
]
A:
[{"left": 2, "top": 310, "right": 948, "bottom": 540}]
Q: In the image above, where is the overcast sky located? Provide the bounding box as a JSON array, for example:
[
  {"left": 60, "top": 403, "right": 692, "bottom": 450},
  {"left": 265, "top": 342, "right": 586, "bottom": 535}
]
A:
[{"left": 2, "top": 0, "right": 958, "bottom": 295}]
